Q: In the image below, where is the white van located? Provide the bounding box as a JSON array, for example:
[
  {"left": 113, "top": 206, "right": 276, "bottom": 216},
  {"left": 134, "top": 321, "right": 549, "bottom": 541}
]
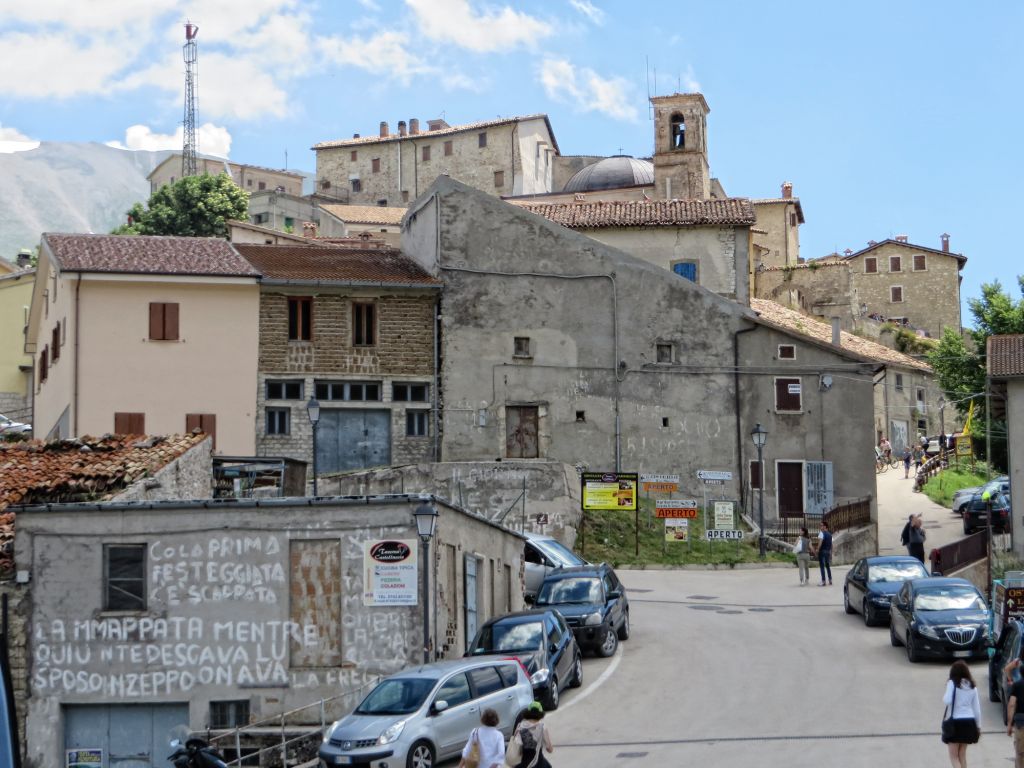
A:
[{"left": 523, "top": 532, "right": 587, "bottom": 600}]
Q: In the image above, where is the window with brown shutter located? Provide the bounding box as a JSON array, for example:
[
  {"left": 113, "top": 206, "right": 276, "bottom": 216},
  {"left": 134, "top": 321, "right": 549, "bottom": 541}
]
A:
[
  {"left": 51, "top": 323, "right": 61, "bottom": 361},
  {"left": 350, "top": 151, "right": 357, "bottom": 161},
  {"left": 114, "top": 412, "right": 145, "bottom": 434},
  {"left": 889, "top": 256, "right": 901, "bottom": 272},
  {"left": 186, "top": 413, "right": 217, "bottom": 448},
  {"left": 149, "top": 302, "right": 179, "bottom": 340},
  {"left": 494, "top": 170, "right": 504, "bottom": 188},
  {"left": 749, "top": 460, "right": 763, "bottom": 490},
  {"left": 444, "top": 140, "right": 453, "bottom": 156},
  {"left": 890, "top": 286, "right": 904, "bottom": 303},
  {"left": 778, "top": 344, "right": 796, "bottom": 360},
  {"left": 422, "top": 145, "right": 431, "bottom": 161},
  {"left": 775, "top": 377, "right": 802, "bottom": 412},
  {"left": 913, "top": 254, "right": 926, "bottom": 271},
  {"left": 353, "top": 302, "right": 375, "bottom": 346},
  {"left": 371, "top": 158, "right": 381, "bottom": 173},
  {"left": 864, "top": 257, "right": 877, "bottom": 274},
  {"left": 39, "top": 347, "right": 48, "bottom": 383},
  {"left": 288, "top": 297, "right": 313, "bottom": 341},
  {"left": 478, "top": 132, "right": 487, "bottom": 148}
]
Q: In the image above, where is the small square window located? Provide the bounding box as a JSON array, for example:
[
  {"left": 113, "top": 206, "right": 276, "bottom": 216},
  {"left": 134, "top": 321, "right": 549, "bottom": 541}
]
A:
[
  {"left": 672, "top": 261, "right": 698, "bottom": 282},
  {"left": 864, "top": 257, "right": 877, "bottom": 274},
  {"left": 258, "top": 181, "right": 266, "bottom": 191},
  {"left": 444, "top": 140, "right": 453, "bottom": 156},
  {"left": 895, "top": 374, "right": 904, "bottom": 391},
  {"left": 393, "top": 383, "right": 430, "bottom": 402},
  {"left": 890, "top": 286, "right": 904, "bottom": 303},
  {"left": 778, "top": 345, "right": 796, "bottom": 360},
  {"left": 422, "top": 145, "right": 431, "bottom": 162},
  {"left": 105, "top": 544, "right": 146, "bottom": 611},
  {"left": 662, "top": 417, "right": 669, "bottom": 428},
  {"left": 494, "top": 170, "right": 504, "bottom": 188},
  {"left": 351, "top": 179, "right": 362, "bottom": 193},
  {"left": 575, "top": 411, "right": 586, "bottom": 422},
  {"left": 321, "top": 179, "right": 331, "bottom": 190},
  {"left": 266, "top": 380, "right": 303, "bottom": 400},
  {"left": 913, "top": 254, "right": 926, "bottom": 271},
  {"left": 889, "top": 256, "right": 902, "bottom": 272},
  {"left": 266, "top": 407, "right": 290, "bottom": 435},
  {"left": 656, "top": 343, "right": 673, "bottom": 363},
  {"left": 350, "top": 151, "right": 358, "bottom": 161},
  {"left": 478, "top": 132, "right": 488, "bottom": 148},
  {"left": 210, "top": 700, "right": 250, "bottom": 729},
  {"left": 514, "top": 337, "right": 531, "bottom": 357},
  {"left": 917, "top": 419, "right": 927, "bottom": 430},
  {"left": 406, "top": 411, "right": 429, "bottom": 437},
  {"left": 377, "top": 199, "right": 388, "bottom": 207},
  {"left": 371, "top": 158, "right": 381, "bottom": 173}
]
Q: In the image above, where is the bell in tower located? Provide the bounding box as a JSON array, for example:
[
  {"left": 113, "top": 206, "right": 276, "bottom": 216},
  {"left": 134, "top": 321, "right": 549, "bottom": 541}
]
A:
[{"left": 651, "top": 93, "right": 710, "bottom": 200}]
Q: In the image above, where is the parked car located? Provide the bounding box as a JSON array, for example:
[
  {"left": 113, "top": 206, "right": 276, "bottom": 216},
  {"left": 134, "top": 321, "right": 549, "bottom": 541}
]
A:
[
  {"left": 982, "top": 476, "right": 1011, "bottom": 499},
  {"left": 319, "top": 657, "right": 533, "bottom": 768},
  {"left": 465, "top": 608, "right": 581, "bottom": 710},
  {"left": 988, "top": 617, "right": 1024, "bottom": 724},
  {"left": 0, "top": 413, "right": 30, "bottom": 436},
  {"left": 523, "top": 532, "right": 587, "bottom": 600},
  {"left": 534, "top": 563, "right": 629, "bottom": 657},
  {"left": 889, "top": 577, "right": 991, "bottom": 663},
  {"left": 843, "top": 556, "right": 929, "bottom": 626},
  {"left": 952, "top": 486, "right": 982, "bottom": 516},
  {"left": 962, "top": 492, "right": 1011, "bottom": 534}
]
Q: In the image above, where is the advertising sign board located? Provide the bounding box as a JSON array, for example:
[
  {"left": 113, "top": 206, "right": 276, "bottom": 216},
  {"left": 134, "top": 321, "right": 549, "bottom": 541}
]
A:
[
  {"left": 696, "top": 470, "right": 733, "bottom": 481},
  {"left": 581, "top": 472, "right": 638, "bottom": 511},
  {"left": 664, "top": 519, "right": 689, "bottom": 542},
  {"left": 363, "top": 539, "right": 418, "bottom": 606},
  {"left": 640, "top": 473, "right": 680, "bottom": 492},
  {"left": 714, "top": 501, "right": 735, "bottom": 529},
  {"left": 705, "top": 529, "right": 743, "bottom": 541},
  {"left": 655, "top": 500, "right": 699, "bottom": 519}
]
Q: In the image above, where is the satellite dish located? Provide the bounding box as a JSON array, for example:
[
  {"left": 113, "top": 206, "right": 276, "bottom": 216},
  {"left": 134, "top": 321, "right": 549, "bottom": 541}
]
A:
[{"left": 819, "top": 374, "right": 833, "bottom": 391}]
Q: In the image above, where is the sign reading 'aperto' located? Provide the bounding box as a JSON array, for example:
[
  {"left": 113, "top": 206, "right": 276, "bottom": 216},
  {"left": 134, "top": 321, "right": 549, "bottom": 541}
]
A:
[
  {"left": 705, "top": 529, "right": 744, "bottom": 541},
  {"left": 655, "top": 500, "right": 698, "bottom": 519}
]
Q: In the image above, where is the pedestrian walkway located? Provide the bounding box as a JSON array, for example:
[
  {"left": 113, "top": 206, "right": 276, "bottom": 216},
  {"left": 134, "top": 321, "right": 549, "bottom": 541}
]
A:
[{"left": 875, "top": 464, "right": 962, "bottom": 558}]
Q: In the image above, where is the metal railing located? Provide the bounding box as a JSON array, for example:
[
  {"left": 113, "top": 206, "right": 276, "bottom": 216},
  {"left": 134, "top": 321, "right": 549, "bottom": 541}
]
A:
[
  {"left": 205, "top": 677, "right": 379, "bottom": 767},
  {"left": 930, "top": 530, "right": 987, "bottom": 577},
  {"left": 766, "top": 496, "right": 872, "bottom": 541}
]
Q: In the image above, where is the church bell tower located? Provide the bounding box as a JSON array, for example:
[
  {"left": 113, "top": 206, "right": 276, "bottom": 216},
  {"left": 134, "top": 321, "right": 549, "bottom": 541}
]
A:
[{"left": 651, "top": 93, "right": 710, "bottom": 200}]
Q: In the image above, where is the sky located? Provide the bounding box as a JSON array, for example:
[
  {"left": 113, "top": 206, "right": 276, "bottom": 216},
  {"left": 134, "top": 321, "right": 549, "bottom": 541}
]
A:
[{"left": 1, "top": 0, "right": 1021, "bottom": 321}]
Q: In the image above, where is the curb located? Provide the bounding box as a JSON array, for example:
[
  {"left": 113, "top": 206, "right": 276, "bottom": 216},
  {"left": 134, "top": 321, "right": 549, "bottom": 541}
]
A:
[{"left": 613, "top": 562, "right": 796, "bottom": 571}]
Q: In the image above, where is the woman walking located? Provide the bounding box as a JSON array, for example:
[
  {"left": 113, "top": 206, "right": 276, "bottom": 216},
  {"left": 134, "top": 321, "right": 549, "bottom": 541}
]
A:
[
  {"left": 908, "top": 514, "right": 927, "bottom": 565},
  {"left": 458, "top": 708, "right": 505, "bottom": 768},
  {"left": 942, "top": 660, "right": 981, "bottom": 768},
  {"left": 794, "top": 527, "right": 812, "bottom": 585},
  {"left": 509, "top": 701, "right": 554, "bottom": 768}
]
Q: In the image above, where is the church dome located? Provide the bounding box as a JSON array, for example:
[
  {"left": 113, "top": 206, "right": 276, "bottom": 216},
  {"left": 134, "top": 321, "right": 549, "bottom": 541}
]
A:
[{"left": 562, "top": 155, "right": 654, "bottom": 193}]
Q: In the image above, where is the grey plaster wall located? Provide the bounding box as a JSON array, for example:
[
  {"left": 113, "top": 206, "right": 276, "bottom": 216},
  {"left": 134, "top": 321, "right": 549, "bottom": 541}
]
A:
[
  {"left": 318, "top": 460, "right": 582, "bottom": 545},
  {"left": 1008, "top": 380, "right": 1024, "bottom": 557},
  {"left": 13, "top": 497, "right": 523, "bottom": 768}
]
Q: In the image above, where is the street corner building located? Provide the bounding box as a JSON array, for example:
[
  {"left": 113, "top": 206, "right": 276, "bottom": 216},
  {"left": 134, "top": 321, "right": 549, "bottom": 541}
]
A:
[{"left": 7, "top": 488, "right": 525, "bottom": 767}]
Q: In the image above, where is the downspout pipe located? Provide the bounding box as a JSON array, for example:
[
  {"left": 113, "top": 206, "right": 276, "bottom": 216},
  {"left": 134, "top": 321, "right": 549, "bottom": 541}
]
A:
[
  {"left": 733, "top": 321, "right": 758, "bottom": 511},
  {"left": 74, "top": 273, "right": 82, "bottom": 437}
]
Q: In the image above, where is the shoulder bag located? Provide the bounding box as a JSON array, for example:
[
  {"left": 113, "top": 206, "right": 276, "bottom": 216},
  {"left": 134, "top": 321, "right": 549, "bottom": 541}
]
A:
[
  {"left": 465, "top": 728, "right": 480, "bottom": 768},
  {"left": 941, "top": 687, "right": 956, "bottom": 741},
  {"left": 504, "top": 727, "right": 523, "bottom": 768}
]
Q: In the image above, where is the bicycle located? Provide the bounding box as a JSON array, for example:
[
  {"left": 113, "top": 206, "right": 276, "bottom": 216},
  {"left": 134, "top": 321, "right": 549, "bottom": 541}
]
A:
[{"left": 874, "top": 454, "right": 889, "bottom": 474}]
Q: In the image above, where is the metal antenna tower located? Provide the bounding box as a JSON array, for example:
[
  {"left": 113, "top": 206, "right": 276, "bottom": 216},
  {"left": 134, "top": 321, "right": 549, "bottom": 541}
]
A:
[{"left": 182, "top": 21, "right": 199, "bottom": 177}]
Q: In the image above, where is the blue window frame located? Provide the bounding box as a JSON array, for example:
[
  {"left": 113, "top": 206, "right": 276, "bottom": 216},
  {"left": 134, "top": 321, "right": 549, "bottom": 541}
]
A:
[{"left": 672, "top": 262, "right": 698, "bottom": 282}]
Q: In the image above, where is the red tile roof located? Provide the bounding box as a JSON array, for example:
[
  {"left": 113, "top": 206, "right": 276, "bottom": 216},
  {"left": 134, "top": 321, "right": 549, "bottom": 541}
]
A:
[
  {"left": 44, "top": 234, "right": 260, "bottom": 277},
  {"left": 511, "top": 198, "right": 756, "bottom": 229},
  {"left": 0, "top": 434, "right": 209, "bottom": 577},
  {"left": 988, "top": 334, "right": 1024, "bottom": 377},
  {"left": 320, "top": 204, "right": 407, "bottom": 226},
  {"left": 234, "top": 244, "right": 441, "bottom": 285}
]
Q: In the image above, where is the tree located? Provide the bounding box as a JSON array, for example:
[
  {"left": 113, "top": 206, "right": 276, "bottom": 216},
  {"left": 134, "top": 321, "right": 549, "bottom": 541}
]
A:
[
  {"left": 113, "top": 173, "right": 249, "bottom": 238},
  {"left": 928, "top": 277, "right": 1024, "bottom": 469}
]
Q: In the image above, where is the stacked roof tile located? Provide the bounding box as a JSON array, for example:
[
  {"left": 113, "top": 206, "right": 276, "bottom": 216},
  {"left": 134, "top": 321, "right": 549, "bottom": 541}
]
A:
[
  {"left": 45, "top": 234, "right": 260, "bottom": 277},
  {"left": 320, "top": 204, "right": 407, "bottom": 226},
  {"left": 988, "top": 335, "right": 1024, "bottom": 377},
  {"left": 512, "top": 198, "right": 756, "bottom": 229},
  {"left": 0, "top": 433, "right": 208, "bottom": 576},
  {"left": 234, "top": 244, "right": 441, "bottom": 285}
]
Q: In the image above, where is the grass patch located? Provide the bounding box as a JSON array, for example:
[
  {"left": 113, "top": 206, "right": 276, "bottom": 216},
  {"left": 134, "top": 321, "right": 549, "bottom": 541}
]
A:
[
  {"left": 577, "top": 497, "right": 794, "bottom": 567},
  {"left": 921, "top": 464, "right": 992, "bottom": 509}
]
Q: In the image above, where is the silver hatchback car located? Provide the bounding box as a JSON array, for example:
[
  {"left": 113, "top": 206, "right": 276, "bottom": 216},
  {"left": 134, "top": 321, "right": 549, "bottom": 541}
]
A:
[{"left": 319, "top": 657, "right": 533, "bottom": 768}]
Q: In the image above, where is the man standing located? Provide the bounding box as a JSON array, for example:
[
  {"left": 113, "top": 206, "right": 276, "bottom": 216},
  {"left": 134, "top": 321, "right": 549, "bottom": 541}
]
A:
[{"left": 815, "top": 521, "right": 833, "bottom": 586}]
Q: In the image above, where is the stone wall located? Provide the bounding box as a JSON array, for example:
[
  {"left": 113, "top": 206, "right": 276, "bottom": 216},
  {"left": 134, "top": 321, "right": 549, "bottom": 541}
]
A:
[
  {"left": 0, "top": 583, "right": 27, "bottom": 761},
  {"left": 112, "top": 438, "right": 213, "bottom": 502},
  {"left": 754, "top": 261, "right": 855, "bottom": 327},
  {"left": 752, "top": 200, "right": 801, "bottom": 269}
]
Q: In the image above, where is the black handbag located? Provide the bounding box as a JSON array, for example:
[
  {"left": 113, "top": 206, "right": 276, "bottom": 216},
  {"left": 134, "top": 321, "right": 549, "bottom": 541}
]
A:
[{"left": 941, "top": 687, "right": 956, "bottom": 740}]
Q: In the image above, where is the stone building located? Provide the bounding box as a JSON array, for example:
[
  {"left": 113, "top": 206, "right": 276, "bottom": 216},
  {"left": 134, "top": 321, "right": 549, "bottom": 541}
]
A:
[
  {"left": 148, "top": 154, "right": 304, "bottom": 197},
  {"left": 0, "top": 254, "right": 34, "bottom": 420},
  {"left": 751, "top": 182, "right": 805, "bottom": 271},
  {"left": 234, "top": 244, "right": 441, "bottom": 478},
  {"left": 318, "top": 204, "right": 405, "bottom": 246},
  {"left": 403, "top": 177, "right": 879, "bottom": 523},
  {"left": 312, "top": 114, "right": 559, "bottom": 206},
  {"left": 650, "top": 93, "right": 711, "bottom": 200},
  {"left": 10, "top": 491, "right": 524, "bottom": 767},
  {"left": 753, "top": 258, "right": 855, "bottom": 326},
  {"left": 248, "top": 190, "right": 317, "bottom": 233}
]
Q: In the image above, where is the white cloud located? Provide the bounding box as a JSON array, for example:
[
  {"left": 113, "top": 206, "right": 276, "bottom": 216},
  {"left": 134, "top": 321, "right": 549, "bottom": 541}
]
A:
[
  {"left": 0, "top": 122, "right": 40, "bottom": 153},
  {"left": 318, "top": 31, "right": 433, "bottom": 84},
  {"left": 681, "top": 64, "right": 701, "bottom": 93},
  {"left": 355, "top": 0, "right": 380, "bottom": 9},
  {"left": 106, "top": 123, "right": 232, "bottom": 157},
  {"left": 569, "top": 0, "right": 604, "bottom": 25},
  {"left": 539, "top": 58, "right": 639, "bottom": 121},
  {"left": 405, "top": 0, "right": 551, "bottom": 53}
]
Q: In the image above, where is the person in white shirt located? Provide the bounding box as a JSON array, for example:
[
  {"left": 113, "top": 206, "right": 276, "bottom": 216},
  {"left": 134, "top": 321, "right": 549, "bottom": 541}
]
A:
[
  {"left": 460, "top": 708, "right": 505, "bottom": 768},
  {"left": 942, "top": 660, "right": 981, "bottom": 768}
]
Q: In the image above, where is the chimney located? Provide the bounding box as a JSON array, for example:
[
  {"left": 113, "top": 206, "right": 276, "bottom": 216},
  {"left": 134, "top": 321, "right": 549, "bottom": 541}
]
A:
[
  {"left": 15, "top": 249, "right": 32, "bottom": 268},
  {"left": 409, "top": 118, "right": 420, "bottom": 135},
  {"left": 941, "top": 233, "right": 950, "bottom": 252},
  {"left": 353, "top": 133, "right": 360, "bottom": 139},
  {"left": 843, "top": 249, "right": 853, "bottom": 256},
  {"left": 831, "top": 317, "right": 841, "bottom": 347},
  {"left": 781, "top": 181, "right": 793, "bottom": 199},
  {"left": 302, "top": 221, "right": 318, "bottom": 239},
  {"left": 867, "top": 240, "right": 877, "bottom": 247},
  {"left": 895, "top": 234, "right": 908, "bottom": 243},
  {"left": 379, "top": 121, "right": 389, "bottom": 138},
  {"left": 398, "top": 120, "right": 407, "bottom": 137}
]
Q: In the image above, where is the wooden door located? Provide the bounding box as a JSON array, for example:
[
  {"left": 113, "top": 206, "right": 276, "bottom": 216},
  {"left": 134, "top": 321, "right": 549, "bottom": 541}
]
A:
[
  {"left": 506, "top": 406, "right": 538, "bottom": 458},
  {"left": 776, "top": 461, "right": 805, "bottom": 518}
]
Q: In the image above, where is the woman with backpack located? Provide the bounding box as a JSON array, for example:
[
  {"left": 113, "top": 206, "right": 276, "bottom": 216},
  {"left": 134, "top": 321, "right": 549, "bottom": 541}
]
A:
[{"left": 507, "top": 701, "right": 554, "bottom": 768}]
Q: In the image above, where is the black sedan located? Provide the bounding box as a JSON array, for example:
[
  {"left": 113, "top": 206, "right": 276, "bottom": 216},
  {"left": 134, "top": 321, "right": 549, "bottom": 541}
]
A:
[
  {"left": 844, "top": 556, "right": 929, "bottom": 626},
  {"left": 988, "top": 617, "right": 1024, "bottom": 723},
  {"left": 465, "top": 608, "right": 581, "bottom": 711},
  {"left": 963, "top": 492, "right": 1011, "bottom": 535},
  {"left": 889, "top": 577, "right": 992, "bottom": 662}
]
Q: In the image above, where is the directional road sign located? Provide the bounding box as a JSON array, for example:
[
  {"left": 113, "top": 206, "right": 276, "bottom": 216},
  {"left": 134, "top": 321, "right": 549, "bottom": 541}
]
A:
[{"left": 697, "top": 470, "right": 733, "bottom": 481}]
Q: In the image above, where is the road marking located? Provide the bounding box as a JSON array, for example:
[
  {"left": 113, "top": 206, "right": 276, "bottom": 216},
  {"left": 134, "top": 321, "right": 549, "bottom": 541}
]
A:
[{"left": 553, "top": 645, "right": 623, "bottom": 714}]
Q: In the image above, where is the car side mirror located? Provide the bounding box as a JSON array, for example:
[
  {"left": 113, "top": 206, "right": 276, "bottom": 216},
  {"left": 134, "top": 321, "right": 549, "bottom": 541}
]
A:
[
  {"left": 607, "top": 589, "right": 621, "bottom": 600},
  {"left": 433, "top": 700, "right": 449, "bottom": 714}
]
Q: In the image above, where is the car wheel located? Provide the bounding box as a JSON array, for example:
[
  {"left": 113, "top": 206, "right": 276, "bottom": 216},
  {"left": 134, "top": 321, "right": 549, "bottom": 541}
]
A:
[
  {"left": 844, "top": 588, "right": 855, "bottom": 615},
  {"left": 890, "top": 623, "right": 901, "bottom": 647},
  {"left": 617, "top": 610, "right": 630, "bottom": 640},
  {"left": 906, "top": 633, "right": 920, "bottom": 663},
  {"left": 406, "top": 739, "right": 435, "bottom": 768},
  {"left": 542, "top": 676, "right": 559, "bottom": 711},
  {"left": 597, "top": 627, "right": 619, "bottom": 657},
  {"left": 568, "top": 653, "right": 583, "bottom": 688},
  {"left": 862, "top": 600, "right": 875, "bottom": 627}
]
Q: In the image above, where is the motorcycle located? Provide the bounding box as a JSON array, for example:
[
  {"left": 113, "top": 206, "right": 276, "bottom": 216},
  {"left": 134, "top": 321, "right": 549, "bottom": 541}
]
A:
[{"left": 167, "top": 733, "right": 229, "bottom": 768}]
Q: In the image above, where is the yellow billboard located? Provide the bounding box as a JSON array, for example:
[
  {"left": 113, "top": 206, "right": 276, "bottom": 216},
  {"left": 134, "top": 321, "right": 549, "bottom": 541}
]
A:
[{"left": 581, "top": 472, "right": 638, "bottom": 511}]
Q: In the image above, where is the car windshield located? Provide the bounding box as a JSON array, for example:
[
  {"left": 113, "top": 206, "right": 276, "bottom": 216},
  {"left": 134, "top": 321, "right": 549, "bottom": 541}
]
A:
[
  {"left": 537, "top": 576, "right": 602, "bottom": 605},
  {"left": 472, "top": 621, "right": 544, "bottom": 654},
  {"left": 355, "top": 677, "right": 436, "bottom": 715},
  {"left": 533, "top": 539, "right": 584, "bottom": 567},
  {"left": 914, "top": 587, "right": 986, "bottom": 612},
  {"left": 868, "top": 562, "right": 928, "bottom": 583}
]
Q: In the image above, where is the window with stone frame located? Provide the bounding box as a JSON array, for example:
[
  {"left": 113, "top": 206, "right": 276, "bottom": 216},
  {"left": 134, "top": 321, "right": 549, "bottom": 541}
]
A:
[
  {"left": 350, "top": 151, "right": 357, "bottom": 161},
  {"left": 777, "top": 344, "right": 796, "bottom": 360},
  {"left": 478, "top": 132, "right": 488, "bottom": 148},
  {"left": 371, "top": 158, "right": 381, "bottom": 173},
  {"left": 105, "top": 544, "right": 146, "bottom": 611},
  {"left": 494, "top": 170, "right": 504, "bottom": 188},
  {"left": 656, "top": 343, "right": 673, "bottom": 363},
  {"left": 406, "top": 410, "right": 429, "bottom": 437},
  {"left": 266, "top": 407, "right": 290, "bottom": 435},
  {"left": 890, "top": 286, "right": 904, "bottom": 303},
  {"left": 315, "top": 380, "right": 381, "bottom": 401},
  {"left": 513, "top": 336, "right": 531, "bottom": 357},
  {"left": 864, "top": 257, "right": 878, "bottom": 274},
  {"left": 352, "top": 302, "right": 375, "bottom": 346},
  {"left": 913, "top": 254, "right": 926, "bottom": 271},
  {"left": 422, "top": 145, "right": 431, "bottom": 162},
  {"left": 444, "top": 140, "right": 453, "bottom": 156},
  {"left": 351, "top": 178, "right": 362, "bottom": 193},
  {"left": 288, "top": 297, "right": 313, "bottom": 341},
  {"left": 895, "top": 373, "right": 904, "bottom": 391},
  {"left": 266, "top": 380, "right": 303, "bottom": 400},
  {"left": 393, "top": 382, "right": 429, "bottom": 402},
  {"left": 889, "top": 255, "right": 902, "bottom": 272}
]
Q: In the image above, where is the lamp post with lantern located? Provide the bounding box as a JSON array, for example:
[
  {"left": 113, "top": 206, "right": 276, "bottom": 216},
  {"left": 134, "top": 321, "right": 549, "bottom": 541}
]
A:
[
  {"left": 306, "top": 397, "right": 320, "bottom": 496},
  {"left": 413, "top": 501, "right": 438, "bottom": 664},
  {"left": 751, "top": 423, "right": 768, "bottom": 559}
]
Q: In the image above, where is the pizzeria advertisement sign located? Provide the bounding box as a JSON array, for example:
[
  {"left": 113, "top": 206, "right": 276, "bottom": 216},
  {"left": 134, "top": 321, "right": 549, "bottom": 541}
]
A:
[{"left": 363, "top": 539, "right": 418, "bottom": 606}]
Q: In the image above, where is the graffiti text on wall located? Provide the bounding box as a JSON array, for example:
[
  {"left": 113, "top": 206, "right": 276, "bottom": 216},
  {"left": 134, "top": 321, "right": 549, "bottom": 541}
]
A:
[{"left": 149, "top": 535, "right": 286, "bottom": 605}]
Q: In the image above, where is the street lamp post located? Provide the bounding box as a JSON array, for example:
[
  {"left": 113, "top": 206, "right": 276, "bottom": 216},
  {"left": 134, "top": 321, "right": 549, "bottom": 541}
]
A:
[
  {"left": 413, "top": 501, "right": 439, "bottom": 664},
  {"left": 306, "top": 397, "right": 320, "bottom": 496},
  {"left": 751, "top": 423, "right": 768, "bottom": 559},
  {"left": 937, "top": 396, "right": 945, "bottom": 462}
]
